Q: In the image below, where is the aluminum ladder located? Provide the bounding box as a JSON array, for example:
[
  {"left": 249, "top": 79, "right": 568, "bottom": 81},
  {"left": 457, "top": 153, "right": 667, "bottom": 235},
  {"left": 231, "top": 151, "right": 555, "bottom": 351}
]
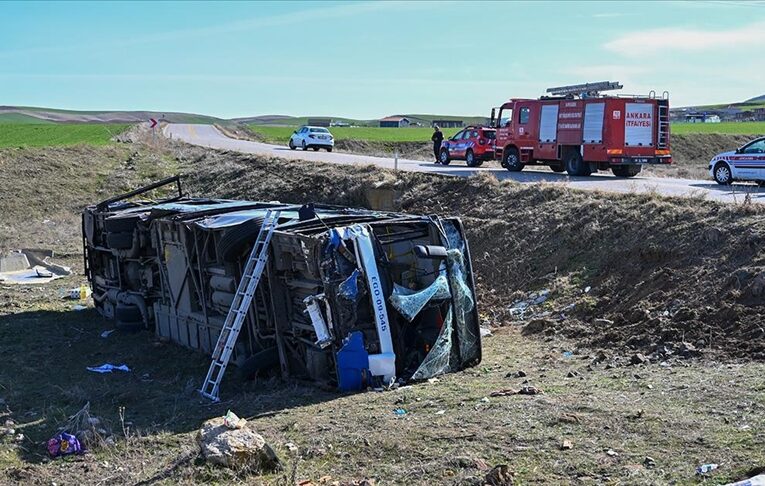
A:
[{"left": 199, "top": 209, "right": 281, "bottom": 401}]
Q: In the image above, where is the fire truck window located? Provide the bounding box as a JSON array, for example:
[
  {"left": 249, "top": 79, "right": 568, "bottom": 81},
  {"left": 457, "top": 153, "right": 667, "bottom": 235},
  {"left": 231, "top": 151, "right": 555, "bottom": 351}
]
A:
[
  {"left": 519, "top": 107, "right": 530, "bottom": 124},
  {"left": 500, "top": 109, "right": 513, "bottom": 126}
]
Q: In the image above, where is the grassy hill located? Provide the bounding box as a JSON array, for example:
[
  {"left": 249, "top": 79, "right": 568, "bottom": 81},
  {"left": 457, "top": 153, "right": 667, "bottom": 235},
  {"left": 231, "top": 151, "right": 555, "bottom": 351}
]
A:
[
  {"left": 240, "top": 113, "right": 488, "bottom": 127},
  {"left": 0, "top": 106, "right": 222, "bottom": 124}
]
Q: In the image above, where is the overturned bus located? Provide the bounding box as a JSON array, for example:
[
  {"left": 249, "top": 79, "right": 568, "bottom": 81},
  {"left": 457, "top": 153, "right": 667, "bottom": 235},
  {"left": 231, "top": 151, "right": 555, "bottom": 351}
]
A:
[{"left": 82, "top": 177, "right": 481, "bottom": 392}]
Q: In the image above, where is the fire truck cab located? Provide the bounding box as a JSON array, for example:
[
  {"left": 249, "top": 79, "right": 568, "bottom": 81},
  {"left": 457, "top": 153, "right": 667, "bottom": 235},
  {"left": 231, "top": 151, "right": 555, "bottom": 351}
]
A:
[{"left": 491, "top": 81, "right": 671, "bottom": 177}]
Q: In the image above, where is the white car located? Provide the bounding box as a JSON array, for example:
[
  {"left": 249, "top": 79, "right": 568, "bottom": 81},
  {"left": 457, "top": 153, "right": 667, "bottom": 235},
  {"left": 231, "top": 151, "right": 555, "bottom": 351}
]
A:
[
  {"left": 709, "top": 136, "right": 765, "bottom": 186},
  {"left": 288, "top": 126, "right": 334, "bottom": 152}
]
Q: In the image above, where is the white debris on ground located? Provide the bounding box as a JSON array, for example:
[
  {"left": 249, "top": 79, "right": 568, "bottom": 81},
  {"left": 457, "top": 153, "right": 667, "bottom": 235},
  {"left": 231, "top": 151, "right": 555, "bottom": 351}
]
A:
[
  {"left": 508, "top": 289, "right": 551, "bottom": 320},
  {"left": 0, "top": 249, "right": 71, "bottom": 284}
]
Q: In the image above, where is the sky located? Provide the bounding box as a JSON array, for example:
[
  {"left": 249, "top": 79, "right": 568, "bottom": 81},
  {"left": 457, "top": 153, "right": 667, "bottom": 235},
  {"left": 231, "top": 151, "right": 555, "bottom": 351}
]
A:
[{"left": 1, "top": 0, "right": 764, "bottom": 119}]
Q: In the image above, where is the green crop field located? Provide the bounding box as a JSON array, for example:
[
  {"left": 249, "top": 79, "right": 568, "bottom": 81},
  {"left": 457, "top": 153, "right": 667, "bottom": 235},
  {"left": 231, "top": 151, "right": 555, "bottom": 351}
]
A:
[
  {"left": 0, "top": 123, "right": 129, "bottom": 148},
  {"left": 249, "top": 125, "right": 461, "bottom": 143},
  {"left": 671, "top": 121, "right": 765, "bottom": 135}
]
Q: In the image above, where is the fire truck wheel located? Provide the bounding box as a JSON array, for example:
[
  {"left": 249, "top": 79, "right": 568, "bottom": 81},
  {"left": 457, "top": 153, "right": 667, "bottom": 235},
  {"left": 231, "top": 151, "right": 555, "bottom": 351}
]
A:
[
  {"left": 503, "top": 148, "right": 523, "bottom": 172},
  {"left": 565, "top": 151, "right": 590, "bottom": 176},
  {"left": 239, "top": 347, "right": 280, "bottom": 380},
  {"left": 713, "top": 162, "right": 733, "bottom": 185},
  {"left": 550, "top": 164, "right": 565, "bottom": 173},
  {"left": 465, "top": 150, "right": 479, "bottom": 167},
  {"left": 439, "top": 148, "right": 451, "bottom": 165},
  {"left": 611, "top": 165, "right": 642, "bottom": 177}
]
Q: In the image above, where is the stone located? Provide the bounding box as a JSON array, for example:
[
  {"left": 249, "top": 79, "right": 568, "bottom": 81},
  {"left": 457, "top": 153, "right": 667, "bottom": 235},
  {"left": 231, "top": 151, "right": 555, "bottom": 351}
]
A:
[
  {"left": 485, "top": 464, "right": 514, "bottom": 486},
  {"left": 523, "top": 318, "right": 555, "bottom": 335},
  {"left": 630, "top": 353, "right": 648, "bottom": 365},
  {"left": 196, "top": 417, "right": 281, "bottom": 472},
  {"left": 516, "top": 370, "right": 527, "bottom": 378}
]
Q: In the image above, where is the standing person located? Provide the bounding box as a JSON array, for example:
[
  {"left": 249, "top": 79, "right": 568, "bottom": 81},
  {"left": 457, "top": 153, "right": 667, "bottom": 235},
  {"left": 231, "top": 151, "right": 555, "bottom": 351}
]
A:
[{"left": 431, "top": 125, "right": 444, "bottom": 163}]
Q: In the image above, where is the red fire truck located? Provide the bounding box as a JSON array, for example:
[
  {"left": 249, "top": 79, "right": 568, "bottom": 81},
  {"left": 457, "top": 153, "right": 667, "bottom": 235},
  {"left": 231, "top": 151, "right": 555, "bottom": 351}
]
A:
[{"left": 490, "top": 81, "right": 671, "bottom": 177}]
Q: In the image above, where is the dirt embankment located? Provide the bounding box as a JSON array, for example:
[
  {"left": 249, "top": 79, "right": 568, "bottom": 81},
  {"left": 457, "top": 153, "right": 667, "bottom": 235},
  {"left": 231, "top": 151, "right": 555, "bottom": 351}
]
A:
[
  {"left": 2, "top": 142, "right": 764, "bottom": 360},
  {"left": 180, "top": 146, "right": 765, "bottom": 360}
]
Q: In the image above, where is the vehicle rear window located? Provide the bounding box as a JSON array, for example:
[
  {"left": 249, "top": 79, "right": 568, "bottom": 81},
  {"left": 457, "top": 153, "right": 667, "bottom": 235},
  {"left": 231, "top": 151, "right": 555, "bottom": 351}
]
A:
[
  {"left": 481, "top": 130, "right": 496, "bottom": 140},
  {"left": 310, "top": 128, "right": 329, "bottom": 133}
]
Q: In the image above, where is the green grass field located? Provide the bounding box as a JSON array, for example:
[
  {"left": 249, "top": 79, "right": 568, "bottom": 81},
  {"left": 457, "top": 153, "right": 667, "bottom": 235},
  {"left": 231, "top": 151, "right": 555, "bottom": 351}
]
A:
[
  {"left": 249, "top": 125, "right": 461, "bottom": 143},
  {"left": 0, "top": 123, "right": 129, "bottom": 148},
  {"left": 671, "top": 121, "right": 765, "bottom": 135}
]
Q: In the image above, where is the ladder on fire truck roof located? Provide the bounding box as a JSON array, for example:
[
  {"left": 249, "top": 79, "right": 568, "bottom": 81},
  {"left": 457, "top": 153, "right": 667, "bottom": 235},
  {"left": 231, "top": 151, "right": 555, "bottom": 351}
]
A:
[
  {"left": 546, "top": 81, "right": 623, "bottom": 98},
  {"left": 199, "top": 209, "right": 281, "bottom": 402}
]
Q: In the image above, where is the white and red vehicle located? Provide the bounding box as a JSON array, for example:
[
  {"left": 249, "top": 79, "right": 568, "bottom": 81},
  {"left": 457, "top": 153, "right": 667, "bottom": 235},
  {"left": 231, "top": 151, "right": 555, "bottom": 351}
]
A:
[{"left": 491, "top": 81, "right": 671, "bottom": 177}]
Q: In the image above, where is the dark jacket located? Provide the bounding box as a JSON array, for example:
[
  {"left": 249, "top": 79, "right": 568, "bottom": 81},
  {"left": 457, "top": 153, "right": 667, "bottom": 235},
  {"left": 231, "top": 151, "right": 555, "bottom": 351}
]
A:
[{"left": 431, "top": 131, "right": 444, "bottom": 144}]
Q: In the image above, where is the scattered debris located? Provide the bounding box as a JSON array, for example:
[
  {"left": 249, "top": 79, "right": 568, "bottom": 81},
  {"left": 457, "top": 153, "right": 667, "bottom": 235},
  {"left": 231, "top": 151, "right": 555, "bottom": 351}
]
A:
[
  {"left": 566, "top": 370, "right": 580, "bottom": 378},
  {"left": 86, "top": 364, "right": 130, "bottom": 373},
  {"left": 100, "top": 330, "right": 115, "bottom": 338},
  {"left": 490, "top": 385, "right": 542, "bottom": 397},
  {"left": 435, "top": 410, "right": 445, "bottom": 415},
  {"left": 593, "top": 318, "right": 613, "bottom": 326},
  {"left": 72, "top": 304, "right": 88, "bottom": 311},
  {"left": 0, "top": 249, "right": 71, "bottom": 284},
  {"left": 606, "top": 449, "right": 619, "bottom": 457},
  {"left": 560, "top": 439, "right": 573, "bottom": 450},
  {"left": 393, "top": 408, "right": 407, "bottom": 417},
  {"left": 644, "top": 456, "right": 656, "bottom": 468},
  {"left": 484, "top": 464, "right": 514, "bottom": 486},
  {"left": 630, "top": 353, "right": 648, "bottom": 365},
  {"left": 509, "top": 289, "right": 551, "bottom": 319},
  {"left": 285, "top": 442, "right": 298, "bottom": 453},
  {"left": 197, "top": 416, "right": 281, "bottom": 471},
  {"left": 480, "top": 327, "right": 493, "bottom": 337},
  {"left": 516, "top": 370, "right": 527, "bottom": 378},
  {"left": 697, "top": 463, "right": 720, "bottom": 475},
  {"left": 47, "top": 432, "right": 83, "bottom": 458}
]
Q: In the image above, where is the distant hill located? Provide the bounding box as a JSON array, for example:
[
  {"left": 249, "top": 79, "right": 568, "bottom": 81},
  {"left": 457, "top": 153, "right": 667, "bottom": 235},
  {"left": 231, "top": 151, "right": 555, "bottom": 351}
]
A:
[
  {"left": 0, "top": 106, "right": 223, "bottom": 124},
  {"left": 238, "top": 113, "right": 488, "bottom": 127},
  {"left": 745, "top": 94, "right": 765, "bottom": 103}
]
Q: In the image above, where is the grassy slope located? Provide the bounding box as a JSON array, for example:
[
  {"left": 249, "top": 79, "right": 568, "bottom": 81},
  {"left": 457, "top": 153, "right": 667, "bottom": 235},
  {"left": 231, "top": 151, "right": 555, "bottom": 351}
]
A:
[
  {"left": 0, "top": 123, "right": 130, "bottom": 148},
  {"left": 672, "top": 122, "right": 765, "bottom": 136},
  {"left": 249, "top": 125, "right": 462, "bottom": 143}
]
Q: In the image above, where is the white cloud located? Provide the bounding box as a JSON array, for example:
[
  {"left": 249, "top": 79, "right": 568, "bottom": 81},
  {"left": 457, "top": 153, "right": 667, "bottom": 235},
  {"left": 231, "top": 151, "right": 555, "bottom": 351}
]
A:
[{"left": 604, "top": 20, "right": 765, "bottom": 56}]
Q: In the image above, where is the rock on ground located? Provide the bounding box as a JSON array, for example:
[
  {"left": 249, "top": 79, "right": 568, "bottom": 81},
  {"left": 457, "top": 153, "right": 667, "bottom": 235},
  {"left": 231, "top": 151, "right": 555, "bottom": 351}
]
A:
[{"left": 196, "top": 417, "right": 281, "bottom": 472}]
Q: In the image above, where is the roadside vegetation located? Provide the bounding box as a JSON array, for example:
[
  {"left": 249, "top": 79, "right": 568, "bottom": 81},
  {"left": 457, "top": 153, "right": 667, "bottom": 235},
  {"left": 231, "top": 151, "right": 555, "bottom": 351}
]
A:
[
  {"left": 248, "top": 125, "right": 461, "bottom": 144},
  {"left": 0, "top": 123, "right": 129, "bottom": 148}
]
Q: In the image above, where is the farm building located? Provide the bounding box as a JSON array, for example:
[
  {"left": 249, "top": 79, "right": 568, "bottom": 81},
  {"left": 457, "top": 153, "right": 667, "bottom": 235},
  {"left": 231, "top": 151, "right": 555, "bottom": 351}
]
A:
[
  {"left": 379, "top": 116, "right": 411, "bottom": 128},
  {"left": 307, "top": 118, "right": 332, "bottom": 127},
  {"left": 431, "top": 119, "right": 464, "bottom": 128},
  {"left": 754, "top": 108, "right": 765, "bottom": 121},
  {"left": 685, "top": 113, "right": 720, "bottom": 123}
]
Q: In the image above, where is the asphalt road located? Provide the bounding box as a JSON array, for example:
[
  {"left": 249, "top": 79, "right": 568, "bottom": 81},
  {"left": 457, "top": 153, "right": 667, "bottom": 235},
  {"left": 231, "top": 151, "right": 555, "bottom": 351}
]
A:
[{"left": 164, "top": 124, "right": 765, "bottom": 204}]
